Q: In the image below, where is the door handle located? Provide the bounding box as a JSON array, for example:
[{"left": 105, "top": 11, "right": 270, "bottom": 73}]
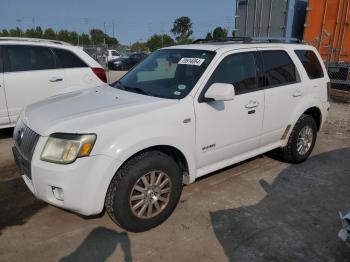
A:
[
  {"left": 293, "top": 90, "right": 302, "bottom": 97},
  {"left": 245, "top": 100, "right": 259, "bottom": 109},
  {"left": 49, "top": 77, "right": 63, "bottom": 82}
]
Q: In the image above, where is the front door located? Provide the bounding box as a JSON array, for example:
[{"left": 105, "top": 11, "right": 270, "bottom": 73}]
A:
[
  {"left": 0, "top": 46, "right": 10, "bottom": 126},
  {"left": 194, "top": 50, "right": 264, "bottom": 170},
  {"left": 4, "top": 45, "right": 66, "bottom": 124}
]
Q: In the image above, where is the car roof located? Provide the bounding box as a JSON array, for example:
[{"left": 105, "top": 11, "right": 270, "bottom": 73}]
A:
[
  {"left": 163, "top": 42, "right": 315, "bottom": 54},
  {"left": 0, "top": 37, "right": 72, "bottom": 48}
]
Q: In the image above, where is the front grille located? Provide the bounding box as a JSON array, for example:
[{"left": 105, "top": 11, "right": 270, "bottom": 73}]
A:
[{"left": 13, "top": 120, "right": 40, "bottom": 179}]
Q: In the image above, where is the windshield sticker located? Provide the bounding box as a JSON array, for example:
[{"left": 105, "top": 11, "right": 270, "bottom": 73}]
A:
[
  {"left": 178, "top": 57, "right": 205, "bottom": 66},
  {"left": 174, "top": 91, "right": 181, "bottom": 96},
  {"left": 178, "top": 84, "right": 186, "bottom": 90}
]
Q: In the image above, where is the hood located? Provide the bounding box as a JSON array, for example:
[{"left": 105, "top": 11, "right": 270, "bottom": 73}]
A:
[{"left": 23, "top": 85, "right": 177, "bottom": 136}]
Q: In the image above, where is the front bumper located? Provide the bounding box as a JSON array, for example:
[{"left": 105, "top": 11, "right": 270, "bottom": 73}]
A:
[{"left": 14, "top": 137, "right": 122, "bottom": 216}]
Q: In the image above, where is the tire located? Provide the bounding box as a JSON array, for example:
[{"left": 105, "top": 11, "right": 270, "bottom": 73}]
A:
[
  {"left": 280, "top": 114, "right": 317, "bottom": 163},
  {"left": 105, "top": 151, "right": 183, "bottom": 232}
]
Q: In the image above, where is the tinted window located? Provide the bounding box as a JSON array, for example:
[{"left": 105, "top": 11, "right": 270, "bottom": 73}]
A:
[
  {"left": 6, "top": 45, "right": 56, "bottom": 72},
  {"left": 111, "top": 51, "right": 119, "bottom": 56},
  {"left": 295, "top": 50, "right": 324, "bottom": 79},
  {"left": 53, "top": 48, "right": 87, "bottom": 68},
  {"left": 261, "top": 51, "right": 297, "bottom": 87},
  {"left": 207, "top": 52, "right": 258, "bottom": 95}
]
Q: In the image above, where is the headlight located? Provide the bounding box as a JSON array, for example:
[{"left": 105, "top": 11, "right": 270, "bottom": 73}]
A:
[
  {"left": 41, "top": 133, "right": 97, "bottom": 164},
  {"left": 114, "top": 61, "right": 122, "bottom": 65}
]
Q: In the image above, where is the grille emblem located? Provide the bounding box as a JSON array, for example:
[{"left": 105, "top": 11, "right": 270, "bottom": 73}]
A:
[{"left": 17, "top": 128, "right": 24, "bottom": 146}]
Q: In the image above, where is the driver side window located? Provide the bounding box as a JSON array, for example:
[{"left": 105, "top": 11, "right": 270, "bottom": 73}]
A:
[{"left": 207, "top": 52, "right": 258, "bottom": 95}]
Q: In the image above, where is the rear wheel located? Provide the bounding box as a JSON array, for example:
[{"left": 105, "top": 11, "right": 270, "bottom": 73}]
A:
[
  {"left": 280, "top": 114, "right": 317, "bottom": 163},
  {"left": 105, "top": 151, "right": 183, "bottom": 232}
]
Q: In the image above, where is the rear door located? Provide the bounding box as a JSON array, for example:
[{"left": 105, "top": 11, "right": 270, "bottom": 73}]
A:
[
  {"left": 52, "top": 48, "right": 98, "bottom": 91},
  {"left": 0, "top": 46, "right": 10, "bottom": 126},
  {"left": 4, "top": 44, "right": 66, "bottom": 123},
  {"left": 257, "top": 48, "right": 302, "bottom": 146}
]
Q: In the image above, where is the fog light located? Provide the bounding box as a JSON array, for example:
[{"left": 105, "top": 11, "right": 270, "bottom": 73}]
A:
[{"left": 52, "top": 187, "right": 64, "bottom": 201}]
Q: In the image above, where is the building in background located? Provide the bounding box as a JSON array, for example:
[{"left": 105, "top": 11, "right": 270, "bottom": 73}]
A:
[{"left": 234, "top": 0, "right": 307, "bottom": 39}]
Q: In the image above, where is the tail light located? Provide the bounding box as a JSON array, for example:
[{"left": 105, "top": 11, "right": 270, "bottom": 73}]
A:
[
  {"left": 327, "top": 81, "right": 331, "bottom": 102},
  {"left": 91, "top": 67, "right": 107, "bottom": 83}
]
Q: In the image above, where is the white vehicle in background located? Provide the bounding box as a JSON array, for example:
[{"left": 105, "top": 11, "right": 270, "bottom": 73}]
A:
[
  {"left": 106, "top": 49, "right": 120, "bottom": 62},
  {"left": 0, "top": 37, "right": 107, "bottom": 129},
  {"left": 13, "top": 38, "right": 330, "bottom": 232}
]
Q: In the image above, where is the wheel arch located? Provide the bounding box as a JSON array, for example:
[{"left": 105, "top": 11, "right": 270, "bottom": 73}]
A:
[{"left": 282, "top": 102, "right": 324, "bottom": 146}]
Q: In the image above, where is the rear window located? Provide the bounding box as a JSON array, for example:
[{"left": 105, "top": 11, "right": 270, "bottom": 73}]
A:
[
  {"left": 295, "top": 50, "right": 324, "bottom": 79},
  {"left": 53, "top": 48, "right": 87, "bottom": 68},
  {"left": 261, "top": 50, "right": 297, "bottom": 87},
  {"left": 6, "top": 45, "right": 56, "bottom": 72}
]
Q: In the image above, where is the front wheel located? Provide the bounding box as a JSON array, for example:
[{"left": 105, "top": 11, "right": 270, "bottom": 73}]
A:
[
  {"left": 280, "top": 114, "right": 317, "bottom": 163},
  {"left": 105, "top": 151, "right": 183, "bottom": 232}
]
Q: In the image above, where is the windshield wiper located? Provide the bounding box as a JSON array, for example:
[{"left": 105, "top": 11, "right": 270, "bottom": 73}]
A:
[
  {"left": 125, "top": 87, "right": 151, "bottom": 96},
  {"left": 115, "top": 81, "right": 152, "bottom": 96}
]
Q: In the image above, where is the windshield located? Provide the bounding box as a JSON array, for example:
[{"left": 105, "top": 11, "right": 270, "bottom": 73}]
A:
[{"left": 113, "top": 49, "right": 215, "bottom": 99}]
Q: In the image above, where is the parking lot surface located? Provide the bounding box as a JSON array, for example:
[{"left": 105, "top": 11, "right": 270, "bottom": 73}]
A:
[{"left": 0, "top": 101, "right": 350, "bottom": 262}]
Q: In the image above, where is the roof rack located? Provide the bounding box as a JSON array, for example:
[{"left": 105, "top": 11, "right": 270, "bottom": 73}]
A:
[
  {"left": 192, "top": 37, "right": 303, "bottom": 44},
  {"left": 0, "top": 37, "right": 72, "bottom": 46},
  {"left": 193, "top": 37, "right": 253, "bottom": 44}
]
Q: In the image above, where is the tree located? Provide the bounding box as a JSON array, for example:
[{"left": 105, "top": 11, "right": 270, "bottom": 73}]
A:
[
  {"left": 43, "top": 28, "right": 56, "bottom": 40},
  {"left": 212, "top": 27, "right": 228, "bottom": 40},
  {"left": 1, "top": 29, "right": 9, "bottom": 36},
  {"left": 34, "top": 26, "right": 43, "bottom": 38},
  {"left": 81, "top": 33, "right": 90, "bottom": 46},
  {"left": 147, "top": 34, "right": 175, "bottom": 52},
  {"left": 9, "top": 27, "right": 21, "bottom": 37},
  {"left": 205, "top": 32, "right": 213, "bottom": 40},
  {"left": 131, "top": 42, "right": 148, "bottom": 52},
  {"left": 171, "top": 16, "right": 193, "bottom": 43}
]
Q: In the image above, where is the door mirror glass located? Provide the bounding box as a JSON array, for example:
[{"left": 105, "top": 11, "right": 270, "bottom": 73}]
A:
[{"left": 204, "top": 83, "right": 235, "bottom": 102}]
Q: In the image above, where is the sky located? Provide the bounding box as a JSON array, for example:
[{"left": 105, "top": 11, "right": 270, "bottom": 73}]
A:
[{"left": 0, "top": 0, "right": 235, "bottom": 44}]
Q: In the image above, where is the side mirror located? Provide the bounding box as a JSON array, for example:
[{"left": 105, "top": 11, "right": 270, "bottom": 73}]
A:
[{"left": 204, "top": 83, "right": 235, "bottom": 102}]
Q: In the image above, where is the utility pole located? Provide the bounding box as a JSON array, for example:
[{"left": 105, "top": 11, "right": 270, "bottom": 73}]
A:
[
  {"left": 16, "top": 19, "right": 23, "bottom": 37},
  {"left": 103, "top": 21, "right": 106, "bottom": 45},
  {"left": 112, "top": 20, "right": 115, "bottom": 39}
]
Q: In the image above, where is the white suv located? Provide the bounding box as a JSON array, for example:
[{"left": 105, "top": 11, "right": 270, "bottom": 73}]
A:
[
  {"left": 13, "top": 39, "right": 330, "bottom": 232},
  {"left": 0, "top": 37, "right": 107, "bottom": 128}
]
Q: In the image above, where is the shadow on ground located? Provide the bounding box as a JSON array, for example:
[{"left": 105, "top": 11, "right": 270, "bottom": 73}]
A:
[
  {"left": 0, "top": 127, "right": 47, "bottom": 235},
  {"left": 0, "top": 178, "right": 47, "bottom": 235},
  {"left": 211, "top": 148, "right": 350, "bottom": 262},
  {"left": 60, "top": 227, "right": 132, "bottom": 262},
  {"left": 0, "top": 127, "right": 13, "bottom": 139}
]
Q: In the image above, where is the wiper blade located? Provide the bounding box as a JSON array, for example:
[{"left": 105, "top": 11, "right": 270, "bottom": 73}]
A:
[
  {"left": 115, "top": 81, "right": 152, "bottom": 96},
  {"left": 126, "top": 87, "right": 150, "bottom": 96}
]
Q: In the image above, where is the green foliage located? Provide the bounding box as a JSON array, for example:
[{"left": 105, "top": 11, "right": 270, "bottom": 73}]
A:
[
  {"left": 146, "top": 34, "right": 175, "bottom": 52},
  {"left": 212, "top": 27, "right": 228, "bottom": 40},
  {"left": 206, "top": 32, "right": 213, "bottom": 40},
  {"left": 0, "top": 26, "right": 119, "bottom": 46},
  {"left": 131, "top": 42, "right": 149, "bottom": 52},
  {"left": 171, "top": 16, "right": 193, "bottom": 43}
]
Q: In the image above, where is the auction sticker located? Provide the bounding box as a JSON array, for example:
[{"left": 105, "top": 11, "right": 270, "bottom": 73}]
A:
[{"left": 178, "top": 57, "right": 205, "bottom": 66}]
